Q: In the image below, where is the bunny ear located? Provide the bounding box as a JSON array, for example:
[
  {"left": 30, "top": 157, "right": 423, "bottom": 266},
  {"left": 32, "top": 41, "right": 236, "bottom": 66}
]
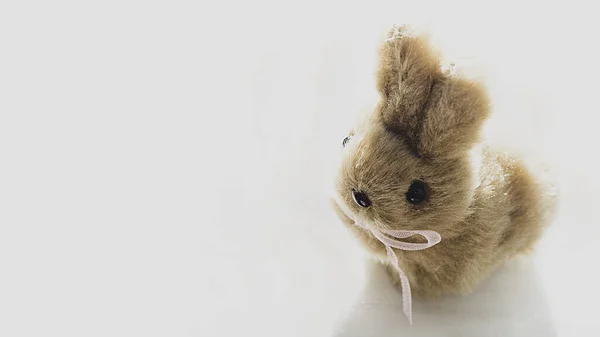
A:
[
  {"left": 377, "top": 25, "right": 490, "bottom": 159},
  {"left": 377, "top": 25, "right": 442, "bottom": 156},
  {"left": 418, "top": 77, "right": 490, "bottom": 158}
]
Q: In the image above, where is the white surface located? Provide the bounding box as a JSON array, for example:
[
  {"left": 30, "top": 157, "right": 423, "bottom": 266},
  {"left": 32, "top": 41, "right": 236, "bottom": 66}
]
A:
[
  {"left": 1, "top": 2, "right": 600, "bottom": 336},
  {"left": 333, "top": 257, "right": 556, "bottom": 337}
]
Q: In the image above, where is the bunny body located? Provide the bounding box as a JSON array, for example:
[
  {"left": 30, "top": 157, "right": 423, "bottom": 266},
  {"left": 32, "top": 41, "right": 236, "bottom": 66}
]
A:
[{"left": 332, "top": 26, "right": 557, "bottom": 298}]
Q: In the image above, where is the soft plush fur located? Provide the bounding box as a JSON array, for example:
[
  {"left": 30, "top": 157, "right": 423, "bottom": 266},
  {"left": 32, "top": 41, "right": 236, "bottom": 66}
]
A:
[{"left": 332, "top": 25, "right": 557, "bottom": 298}]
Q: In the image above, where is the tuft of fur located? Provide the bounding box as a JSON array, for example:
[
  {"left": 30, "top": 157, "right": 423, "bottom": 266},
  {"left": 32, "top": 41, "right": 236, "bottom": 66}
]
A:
[{"left": 332, "top": 25, "right": 557, "bottom": 298}]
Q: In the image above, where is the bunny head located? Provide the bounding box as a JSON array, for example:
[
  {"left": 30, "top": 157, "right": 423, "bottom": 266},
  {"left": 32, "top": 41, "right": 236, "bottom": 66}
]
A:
[{"left": 332, "top": 26, "right": 491, "bottom": 256}]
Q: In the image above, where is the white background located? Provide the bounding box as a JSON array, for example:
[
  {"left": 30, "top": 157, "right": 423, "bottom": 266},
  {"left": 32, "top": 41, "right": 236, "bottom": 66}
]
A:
[{"left": 1, "top": 1, "right": 599, "bottom": 336}]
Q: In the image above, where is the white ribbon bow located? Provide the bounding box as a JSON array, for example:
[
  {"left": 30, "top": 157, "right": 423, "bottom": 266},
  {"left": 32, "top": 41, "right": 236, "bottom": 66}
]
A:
[{"left": 352, "top": 217, "right": 441, "bottom": 324}]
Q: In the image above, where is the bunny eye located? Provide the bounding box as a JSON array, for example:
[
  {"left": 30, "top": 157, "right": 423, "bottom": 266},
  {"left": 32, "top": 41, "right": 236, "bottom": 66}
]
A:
[
  {"left": 406, "top": 180, "right": 428, "bottom": 205},
  {"left": 352, "top": 189, "right": 371, "bottom": 208},
  {"left": 342, "top": 136, "right": 351, "bottom": 148}
]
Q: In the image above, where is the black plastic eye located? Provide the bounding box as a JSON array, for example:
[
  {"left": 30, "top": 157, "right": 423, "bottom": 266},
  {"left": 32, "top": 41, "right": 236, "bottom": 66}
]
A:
[
  {"left": 352, "top": 190, "right": 371, "bottom": 208},
  {"left": 406, "top": 180, "right": 428, "bottom": 205},
  {"left": 342, "top": 136, "right": 351, "bottom": 148}
]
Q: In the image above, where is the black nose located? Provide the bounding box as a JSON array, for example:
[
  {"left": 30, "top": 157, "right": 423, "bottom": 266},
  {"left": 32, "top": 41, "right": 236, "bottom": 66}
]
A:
[{"left": 352, "top": 190, "right": 371, "bottom": 208}]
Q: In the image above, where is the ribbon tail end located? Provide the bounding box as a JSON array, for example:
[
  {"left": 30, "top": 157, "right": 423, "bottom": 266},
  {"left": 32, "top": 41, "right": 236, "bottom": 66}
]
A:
[{"left": 404, "top": 309, "right": 413, "bottom": 325}]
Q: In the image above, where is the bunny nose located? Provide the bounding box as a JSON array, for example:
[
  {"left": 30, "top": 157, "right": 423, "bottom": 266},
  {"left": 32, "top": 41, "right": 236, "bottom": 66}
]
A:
[{"left": 352, "top": 190, "right": 372, "bottom": 208}]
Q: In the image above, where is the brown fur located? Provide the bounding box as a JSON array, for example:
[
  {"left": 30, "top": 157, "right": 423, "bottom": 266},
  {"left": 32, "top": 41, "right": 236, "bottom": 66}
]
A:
[{"left": 332, "top": 25, "right": 557, "bottom": 298}]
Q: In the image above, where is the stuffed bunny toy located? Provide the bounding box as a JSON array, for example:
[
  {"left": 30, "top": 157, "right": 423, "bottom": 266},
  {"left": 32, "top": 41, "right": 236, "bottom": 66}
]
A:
[{"left": 331, "top": 25, "right": 557, "bottom": 324}]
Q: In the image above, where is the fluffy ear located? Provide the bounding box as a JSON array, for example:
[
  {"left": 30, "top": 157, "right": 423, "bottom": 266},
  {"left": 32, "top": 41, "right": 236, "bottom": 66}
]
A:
[
  {"left": 418, "top": 77, "right": 490, "bottom": 158},
  {"left": 376, "top": 25, "right": 490, "bottom": 158},
  {"left": 377, "top": 25, "right": 441, "bottom": 153}
]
